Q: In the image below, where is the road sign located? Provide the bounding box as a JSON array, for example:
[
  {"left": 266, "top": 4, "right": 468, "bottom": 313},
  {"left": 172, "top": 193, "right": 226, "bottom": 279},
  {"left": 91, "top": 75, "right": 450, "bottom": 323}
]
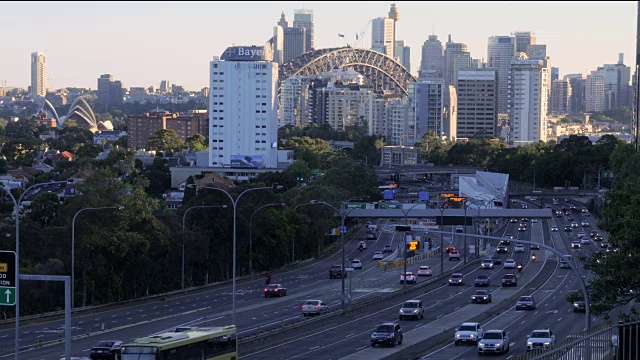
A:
[
  {"left": 439, "top": 193, "right": 456, "bottom": 198},
  {"left": 448, "top": 196, "right": 467, "bottom": 202},
  {"left": 343, "top": 203, "right": 366, "bottom": 209},
  {"left": 419, "top": 191, "right": 430, "bottom": 201},
  {"left": 0, "top": 251, "right": 16, "bottom": 306},
  {"left": 379, "top": 204, "right": 402, "bottom": 209}
]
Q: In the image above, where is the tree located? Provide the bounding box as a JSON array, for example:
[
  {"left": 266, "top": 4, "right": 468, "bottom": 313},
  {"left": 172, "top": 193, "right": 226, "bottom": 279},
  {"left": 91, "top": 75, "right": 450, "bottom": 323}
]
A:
[
  {"left": 185, "top": 133, "right": 208, "bottom": 151},
  {"left": 147, "top": 129, "right": 185, "bottom": 151},
  {"left": 4, "top": 118, "right": 39, "bottom": 139},
  {"left": 281, "top": 136, "right": 331, "bottom": 155}
]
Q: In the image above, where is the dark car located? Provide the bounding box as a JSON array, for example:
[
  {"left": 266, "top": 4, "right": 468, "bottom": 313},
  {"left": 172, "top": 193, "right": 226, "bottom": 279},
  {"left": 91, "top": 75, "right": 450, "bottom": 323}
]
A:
[
  {"left": 471, "top": 290, "right": 492, "bottom": 304},
  {"left": 370, "top": 322, "right": 403, "bottom": 347},
  {"left": 594, "top": 235, "right": 604, "bottom": 242},
  {"left": 501, "top": 274, "right": 518, "bottom": 287},
  {"left": 491, "top": 256, "right": 502, "bottom": 265},
  {"left": 573, "top": 300, "right": 586, "bottom": 312},
  {"left": 590, "top": 230, "right": 599, "bottom": 238},
  {"left": 499, "top": 239, "right": 511, "bottom": 246},
  {"left": 496, "top": 245, "right": 508, "bottom": 253},
  {"left": 329, "top": 265, "right": 347, "bottom": 279},
  {"left": 515, "top": 296, "right": 536, "bottom": 310},
  {"left": 474, "top": 275, "right": 490, "bottom": 287},
  {"left": 530, "top": 243, "right": 541, "bottom": 250},
  {"left": 90, "top": 340, "right": 123, "bottom": 360},
  {"left": 564, "top": 226, "right": 572, "bottom": 232},
  {"left": 264, "top": 284, "right": 287, "bottom": 297}
]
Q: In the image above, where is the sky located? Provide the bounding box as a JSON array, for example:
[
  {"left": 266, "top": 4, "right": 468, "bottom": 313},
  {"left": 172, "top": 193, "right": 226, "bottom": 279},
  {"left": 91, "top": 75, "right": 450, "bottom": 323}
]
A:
[{"left": 0, "top": 1, "right": 636, "bottom": 91}]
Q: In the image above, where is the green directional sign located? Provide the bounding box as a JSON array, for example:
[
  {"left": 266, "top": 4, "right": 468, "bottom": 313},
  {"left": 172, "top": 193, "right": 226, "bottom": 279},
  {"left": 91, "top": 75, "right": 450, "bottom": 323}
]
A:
[
  {"left": 0, "top": 287, "right": 15, "bottom": 306},
  {"left": 379, "top": 204, "right": 402, "bottom": 209},
  {"left": 343, "top": 203, "right": 366, "bottom": 209}
]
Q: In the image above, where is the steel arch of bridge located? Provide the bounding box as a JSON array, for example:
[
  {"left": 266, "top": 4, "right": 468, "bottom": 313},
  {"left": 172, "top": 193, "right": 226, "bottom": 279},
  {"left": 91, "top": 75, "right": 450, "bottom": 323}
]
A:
[{"left": 278, "top": 47, "right": 417, "bottom": 96}]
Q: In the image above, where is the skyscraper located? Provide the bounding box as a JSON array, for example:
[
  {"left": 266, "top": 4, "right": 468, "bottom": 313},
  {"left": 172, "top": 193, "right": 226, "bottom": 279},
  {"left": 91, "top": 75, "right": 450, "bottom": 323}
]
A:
[
  {"left": 444, "top": 35, "right": 469, "bottom": 88},
  {"left": 420, "top": 35, "right": 445, "bottom": 78},
  {"left": 97, "top": 74, "right": 113, "bottom": 105},
  {"left": 283, "top": 27, "right": 307, "bottom": 63},
  {"left": 456, "top": 69, "right": 498, "bottom": 138},
  {"left": 278, "top": 10, "right": 289, "bottom": 29},
  {"left": 487, "top": 36, "right": 516, "bottom": 114},
  {"left": 371, "top": 17, "right": 395, "bottom": 58},
  {"left": 526, "top": 44, "right": 547, "bottom": 60},
  {"left": 160, "top": 80, "right": 171, "bottom": 93},
  {"left": 551, "top": 79, "right": 572, "bottom": 114},
  {"left": 510, "top": 59, "right": 550, "bottom": 144},
  {"left": 273, "top": 24, "right": 285, "bottom": 64},
  {"left": 513, "top": 31, "right": 535, "bottom": 53},
  {"left": 293, "top": 8, "right": 314, "bottom": 52},
  {"left": 209, "top": 46, "right": 278, "bottom": 168},
  {"left": 388, "top": 2, "right": 400, "bottom": 53},
  {"left": 585, "top": 70, "right": 606, "bottom": 112},
  {"left": 31, "top": 51, "right": 46, "bottom": 98},
  {"left": 394, "top": 40, "right": 411, "bottom": 71}
]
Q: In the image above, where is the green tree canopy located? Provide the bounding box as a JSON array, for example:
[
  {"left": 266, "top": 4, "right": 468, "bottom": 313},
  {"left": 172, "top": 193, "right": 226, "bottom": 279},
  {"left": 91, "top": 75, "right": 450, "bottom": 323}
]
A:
[
  {"left": 185, "top": 133, "right": 208, "bottom": 151},
  {"left": 147, "top": 129, "right": 185, "bottom": 151}
]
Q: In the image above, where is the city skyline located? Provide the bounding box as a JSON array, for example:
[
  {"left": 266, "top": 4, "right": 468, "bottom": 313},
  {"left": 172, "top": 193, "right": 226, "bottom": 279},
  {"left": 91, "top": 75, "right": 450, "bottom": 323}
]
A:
[{"left": 0, "top": 1, "right": 635, "bottom": 90}]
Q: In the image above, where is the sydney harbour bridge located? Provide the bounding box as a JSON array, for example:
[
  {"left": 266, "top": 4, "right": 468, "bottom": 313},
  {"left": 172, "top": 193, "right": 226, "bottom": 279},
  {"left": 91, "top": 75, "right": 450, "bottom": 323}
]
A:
[{"left": 277, "top": 47, "right": 417, "bottom": 97}]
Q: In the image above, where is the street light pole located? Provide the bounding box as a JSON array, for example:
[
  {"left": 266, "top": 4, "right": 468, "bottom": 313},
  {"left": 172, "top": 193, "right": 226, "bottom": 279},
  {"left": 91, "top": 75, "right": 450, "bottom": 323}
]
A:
[
  {"left": 188, "top": 184, "right": 279, "bottom": 325},
  {"left": 182, "top": 205, "right": 227, "bottom": 289},
  {"left": 72, "top": 205, "right": 123, "bottom": 308},
  {"left": 249, "top": 203, "right": 285, "bottom": 274},
  {"left": 438, "top": 200, "right": 446, "bottom": 276},
  {"left": 1, "top": 180, "right": 67, "bottom": 360},
  {"left": 400, "top": 203, "right": 423, "bottom": 288}
]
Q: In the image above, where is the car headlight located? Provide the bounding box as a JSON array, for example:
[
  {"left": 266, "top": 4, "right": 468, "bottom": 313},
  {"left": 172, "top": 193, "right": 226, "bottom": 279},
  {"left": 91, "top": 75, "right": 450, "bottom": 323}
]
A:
[
  {"left": 371, "top": 335, "right": 376, "bottom": 339},
  {"left": 544, "top": 342, "right": 551, "bottom": 345},
  {"left": 455, "top": 333, "right": 461, "bottom": 339},
  {"left": 413, "top": 309, "right": 419, "bottom": 313},
  {"left": 496, "top": 342, "right": 502, "bottom": 347},
  {"left": 388, "top": 334, "right": 394, "bottom": 338},
  {"left": 400, "top": 309, "right": 404, "bottom": 314},
  {"left": 449, "top": 279, "right": 453, "bottom": 282},
  {"left": 470, "top": 334, "right": 475, "bottom": 339}
]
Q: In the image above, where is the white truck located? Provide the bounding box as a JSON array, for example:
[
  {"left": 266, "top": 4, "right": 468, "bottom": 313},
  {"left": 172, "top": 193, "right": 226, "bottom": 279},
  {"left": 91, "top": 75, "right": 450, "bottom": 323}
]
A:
[{"left": 366, "top": 224, "right": 379, "bottom": 240}]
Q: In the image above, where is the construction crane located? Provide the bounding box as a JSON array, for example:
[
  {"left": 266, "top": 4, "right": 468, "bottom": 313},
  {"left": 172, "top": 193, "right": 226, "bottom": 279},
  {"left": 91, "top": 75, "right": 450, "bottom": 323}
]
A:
[{"left": 350, "top": 19, "right": 372, "bottom": 49}]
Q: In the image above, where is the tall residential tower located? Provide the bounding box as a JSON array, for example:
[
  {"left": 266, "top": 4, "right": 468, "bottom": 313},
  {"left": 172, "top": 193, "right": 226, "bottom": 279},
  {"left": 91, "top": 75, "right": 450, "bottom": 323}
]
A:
[{"left": 31, "top": 51, "right": 46, "bottom": 99}]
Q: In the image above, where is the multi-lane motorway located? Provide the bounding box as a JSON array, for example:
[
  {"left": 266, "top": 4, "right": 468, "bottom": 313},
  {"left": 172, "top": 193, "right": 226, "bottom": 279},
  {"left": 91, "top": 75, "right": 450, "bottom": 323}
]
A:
[{"left": 0, "top": 198, "right": 612, "bottom": 359}]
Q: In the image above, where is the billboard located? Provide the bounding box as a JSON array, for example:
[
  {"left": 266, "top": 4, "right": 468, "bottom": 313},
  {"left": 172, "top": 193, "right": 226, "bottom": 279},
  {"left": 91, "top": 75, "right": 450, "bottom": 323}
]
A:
[
  {"left": 419, "top": 191, "right": 430, "bottom": 202},
  {"left": 220, "top": 46, "right": 270, "bottom": 62},
  {"left": 383, "top": 190, "right": 395, "bottom": 200},
  {"left": 230, "top": 155, "right": 265, "bottom": 168}
]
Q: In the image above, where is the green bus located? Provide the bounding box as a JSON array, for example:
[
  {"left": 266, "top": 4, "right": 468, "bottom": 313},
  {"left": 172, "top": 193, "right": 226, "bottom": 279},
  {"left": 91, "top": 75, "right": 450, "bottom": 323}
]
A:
[{"left": 120, "top": 326, "right": 237, "bottom": 360}]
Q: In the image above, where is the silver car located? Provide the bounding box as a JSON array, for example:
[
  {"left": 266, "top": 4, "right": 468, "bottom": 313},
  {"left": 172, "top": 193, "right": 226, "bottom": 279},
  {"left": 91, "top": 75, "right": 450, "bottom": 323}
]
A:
[
  {"left": 478, "top": 329, "right": 509, "bottom": 354},
  {"left": 504, "top": 259, "right": 517, "bottom": 269},
  {"left": 302, "top": 299, "right": 327, "bottom": 316},
  {"left": 481, "top": 259, "right": 494, "bottom": 269},
  {"left": 399, "top": 299, "right": 424, "bottom": 320}
]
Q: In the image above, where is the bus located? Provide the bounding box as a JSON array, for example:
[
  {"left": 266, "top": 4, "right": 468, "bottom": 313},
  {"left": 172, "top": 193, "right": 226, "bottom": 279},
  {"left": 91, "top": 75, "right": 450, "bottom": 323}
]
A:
[{"left": 120, "top": 326, "right": 237, "bottom": 360}]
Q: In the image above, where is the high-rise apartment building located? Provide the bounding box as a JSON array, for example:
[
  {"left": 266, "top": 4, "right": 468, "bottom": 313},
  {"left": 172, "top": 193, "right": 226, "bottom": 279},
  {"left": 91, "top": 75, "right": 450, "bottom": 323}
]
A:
[
  {"left": 487, "top": 36, "right": 516, "bottom": 114},
  {"left": 409, "top": 79, "right": 444, "bottom": 140},
  {"left": 371, "top": 17, "right": 395, "bottom": 58},
  {"left": 456, "top": 69, "right": 498, "bottom": 139},
  {"left": 564, "top": 74, "right": 586, "bottom": 114},
  {"left": 585, "top": 70, "right": 606, "bottom": 112},
  {"left": 209, "top": 46, "right": 278, "bottom": 168},
  {"left": 444, "top": 35, "right": 469, "bottom": 88},
  {"left": 97, "top": 74, "right": 113, "bottom": 105},
  {"left": 509, "top": 59, "right": 550, "bottom": 144},
  {"left": 513, "top": 31, "right": 535, "bottom": 53},
  {"left": 31, "top": 51, "right": 46, "bottom": 98},
  {"left": 551, "top": 67, "right": 559, "bottom": 81},
  {"left": 126, "top": 110, "right": 209, "bottom": 149},
  {"left": 551, "top": 79, "right": 572, "bottom": 114},
  {"left": 385, "top": 96, "right": 410, "bottom": 145},
  {"left": 394, "top": 40, "right": 411, "bottom": 71},
  {"left": 419, "top": 35, "right": 444, "bottom": 78},
  {"left": 293, "top": 8, "right": 314, "bottom": 53},
  {"left": 283, "top": 27, "right": 307, "bottom": 63}
]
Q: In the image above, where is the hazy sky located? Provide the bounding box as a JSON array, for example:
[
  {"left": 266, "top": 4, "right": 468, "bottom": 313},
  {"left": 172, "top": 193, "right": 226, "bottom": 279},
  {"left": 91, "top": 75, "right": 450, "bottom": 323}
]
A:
[{"left": 0, "top": 1, "right": 636, "bottom": 91}]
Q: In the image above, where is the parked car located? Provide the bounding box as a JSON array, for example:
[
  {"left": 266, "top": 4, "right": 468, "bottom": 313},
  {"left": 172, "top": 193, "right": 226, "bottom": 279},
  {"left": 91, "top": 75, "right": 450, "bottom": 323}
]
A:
[
  {"left": 471, "top": 290, "right": 492, "bottom": 304},
  {"left": 90, "top": 340, "right": 123, "bottom": 360},
  {"left": 400, "top": 272, "right": 416, "bottom": 284},
  {"left": 329, "top": 265, "right": 347, "bottom": 279},
  {"left": 264, "top": 284, "right": 287, "bottom": 297},
  {"left": 371, "top": 322, "right": 403, "bottom": 347},
  {"left": 515, "top": 295, "right": 536, "bottom": 310},
  {"left": 417, "top": 265, "right": 432, "bottom": 277},
  {"left": 399, "top": 299, "right": 424, "bottom": 320},
  {"left": 478, "top": 330, "right": 509, "bottom": 355},
  {"left": 474, "top": 275, "right": 490, "bottom": 287},
  {"left": 302, "top": 299, "right": 327, "bottom": 316},
  {"left": 455, "top": 322, "right": 484, "bottom": 345},
  {"left": 449, "top": 273, "right": 464, "bottom": 286}
]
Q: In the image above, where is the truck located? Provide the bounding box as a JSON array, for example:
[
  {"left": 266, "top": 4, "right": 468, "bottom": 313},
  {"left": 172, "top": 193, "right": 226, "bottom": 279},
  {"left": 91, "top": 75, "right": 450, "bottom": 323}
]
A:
[{"left": 366, "top": 224, "right": 379, "bottom": 240}]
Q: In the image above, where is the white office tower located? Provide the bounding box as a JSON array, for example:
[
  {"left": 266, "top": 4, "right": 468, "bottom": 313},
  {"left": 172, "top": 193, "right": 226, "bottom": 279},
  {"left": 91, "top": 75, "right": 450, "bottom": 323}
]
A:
[
  {"left": 31, "top": 51, "right": 46, "bottom": 98},
  {"left": 509, "top": 59, "right": 550, "bottom": 145},
  {"left": 487, "top": 36, "right": 516, "bottom": 114},
  {"left": 551, "top": 79, "right": 572, "bottom": 114},
  {"left": 384, "top": 96, "right": 410, "bottom": 145},
  {"left": 420, "top": 35, "right": 445, "bottom": 78},
  {"left": 371, "top": 17, "right": 395, "bottom": 58},
  {"left": 585, "top": 70, "right": 606, "bottom": 112},
  {"left": 456, "top": 70, "right": 498, "bottom": 138},
  {"left": 209, "top": 46, "right": 278, "bottom": 168}
]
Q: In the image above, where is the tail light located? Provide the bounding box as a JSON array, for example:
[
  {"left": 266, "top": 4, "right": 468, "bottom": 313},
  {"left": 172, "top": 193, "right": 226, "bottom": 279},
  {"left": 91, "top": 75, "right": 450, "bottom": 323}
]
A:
[
  {"left": 264, "top": 288, "right": 267, "bottom": 292},
  {"left": 315, "top": 306, "right": 318, "bottom": 309},
  {"left": 275, "top": 288, "right": 278, "bottom": 292}
]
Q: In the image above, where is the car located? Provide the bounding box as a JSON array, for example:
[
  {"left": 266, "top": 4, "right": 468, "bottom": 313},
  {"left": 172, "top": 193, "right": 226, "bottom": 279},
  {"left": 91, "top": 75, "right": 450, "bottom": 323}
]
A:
[
  {"left": 503, "top": 259, "right": 517, "bottom": 269},
  {"left": 601, "top": 241, "right": 610, "bottom": 248},
  {"left": 581, "top": 220, "right": 590, "bottom": 227},
  {"left": 573, "top": 300, "right": 586, "bottom": 313},
  {"left": 527, "top": 329, "right": 556, "bottom": 352},
  {"left": 417, "top": 265, "right": 432, "bottom": 277},
  {"left": 481, "top": 259, "right": 494, "bottom": 269},
  {"left": 373, "top": 251, "right": 384, "bottom": 260},
  {"left": 455, "top": 322, "right": 484, "bottom": 345},
  {"left": 555, "top": 211, "right": 563, "bottom": 218},
  {"left": 571, "top": 222, "right": 579, "bottom": 228},
  {"left": 491, "top": 256, "right": 501, "bottom": 265},
  {"left": 504, "top": 234, "right": 515, "bottom": 239},
  {"left": 567, "top": 215, "right": 574, "bottom": 221},
  {"left": 329, "top": 265, "right": 347, "bottom": 279},
  {"left": 449, "top": 273, "right": 464, "bottom": 286},
  {"left": 400, "top": 272, "right": 416, "bottom": 284},
  {"left": 510, "top": 218, "right": 518, "bottom": 223},
  {"left": 383, "top": 244, "right": 393, "bottom": 253},
  {"left": 90, "top": 340, "right": 123, "bottom": 360},
  {"left": 560, "top": 255, "right": 573, "bottom": 269},
  {"left": 448, "top": 250, "right": 461, "bottom": 261},
  {"left": 581, "top": 237, "right": 591, "bottom": 245},
  {"left": 446, "top": 246, "right": 457, "bottom": 253},
  {"left": 521, "top": 217, "right": 529, "bottom": 223},
  {"left": 455, "top": 225, "right": 464, "bottom": 233},
  {"left": 371, "top": 322, "right": 403, "bottom": 347},
  {"left": 594, "top": 235, "right": 604, "bottom": 242},
  {"left": 399, "top": 299, "right": 424, "bottom": 320},
  {"left": 496, "top": 245, "right": 508, "bottom": 253},
  {"left": 351, "top": 259, "right": 362, "bottom": 269},
  {"left": 571, "top": 240, "right": 582, "bottom": 249},
  {"left": 514, "top": 244, "right": 525, "bottom": 253},
  {"left": 302, "top": 299, "right": 328, "bottom": 316},
  {"left": 471, "top": 290, "right": 492, "bottom": 304},
  {"left": 551, "top": 226, "right": 558, "bottom": 232},
  {"left": 590, "top": 230, "right": 599, "bottom": 238},
  {"left": 521, "top": 204, "right": 528, "bottom": 209},
  {"left": 264, "top": 284, "right": 287, "bottom": 297},
  {"left": 518, "top": 224, "right": 527, "bottom": 231},
  {"left": 531, "top": 218, "right": 538, "bottom": 223},
  {"left": 516, "top": 295, "right": 536, "bottom": 310},
  {"left": 577, "top": 231, "right": 586, "bottom": 238},
  {"left": 564, "top": 226, "right": 572, "bottom": 232},
  {"left": 499, "top": 239, "right": 511, "bottom": 246},
  {"left": 570, "top": 205, "right": 577, "bottom": 211},
  {"left": 474, "top": 275, "right": 490, "bottom": 287},
  {"left": 501, "top": 274, "right": 517, "bottom": 287},
  {"left": 530, "top": 243, "right": 541, "bottom": 250},
  {"left": 478, "top": 329, "right": 509, "bottom": 355},
  {"left": 581, "top": 208, "right": 588, "bottom": 214},
  {"left": 358, "top": 241, "right": 367, "bottom": 250},
  {"left": 584, "top": 212, "right": 591, "bottom": 217}
]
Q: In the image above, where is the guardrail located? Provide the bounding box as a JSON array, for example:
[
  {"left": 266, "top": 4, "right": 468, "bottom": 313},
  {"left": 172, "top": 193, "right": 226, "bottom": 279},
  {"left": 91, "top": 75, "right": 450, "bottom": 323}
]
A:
[
  {"left": 377, "top": 247, "right": 441, "bottom": 269},
  {"left": 238, "top": 259, "right": 482, "bottom": 355}
]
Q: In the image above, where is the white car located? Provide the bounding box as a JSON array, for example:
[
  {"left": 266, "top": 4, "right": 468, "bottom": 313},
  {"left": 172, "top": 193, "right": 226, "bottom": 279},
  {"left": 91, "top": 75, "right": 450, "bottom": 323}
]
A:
[
  {"left": 577, "top": 231, "right": 586, "bottom": 238},
  {"left": 581, "top": 237, "right": 591, "bottom": 245},
  {"left": 358, "top": 241, "right": 367, "bottom": 250},
  {"left": 514, "top": 244, "right": 525, "bottom": 253},
  {"left": 301, "top": 299, "right": 328, "bottom": 316},
  {"left": 504, "top": 259, "right": 517, "bottom": 269},
  {"left": 551, "top": 226, "right": 558, "bottom": 232},
  {"left": 372, "top": 251, "right": 384, "bottom": 260},
  {"left": 351, "top": 259, "right": 362, "bottom": 269},
  {"left": 455, "top": 322, "right": 484, "bottom": 345},
  {"left": 527, "top": 329, "right": 556, "bottom": 352},
  {"left": 531, "top": 218, "right": 538, "bottom": 223},
  {"left": 571, "top": 240, "right": 581, "bottom": 249},
  {"left": 581, "top": 220, "right": 589, "bottom": 227},
  {"left": 417, "top": 265, "right": 432, "bottom": 276},
  {"left": 449, "top": 250, "right": 461, "bottom": 261}
]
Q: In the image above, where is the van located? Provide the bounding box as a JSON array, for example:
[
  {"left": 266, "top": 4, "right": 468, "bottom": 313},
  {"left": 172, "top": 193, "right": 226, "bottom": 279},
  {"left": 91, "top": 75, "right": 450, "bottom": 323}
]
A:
[{"left": 560, "top": 255, "right": 573, "bottom": 269}]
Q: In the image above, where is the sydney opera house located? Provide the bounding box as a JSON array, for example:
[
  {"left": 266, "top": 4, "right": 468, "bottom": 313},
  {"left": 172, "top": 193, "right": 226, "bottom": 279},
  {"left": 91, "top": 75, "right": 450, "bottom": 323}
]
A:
[{"left": 38, "top": 97, "right": 113, "bottom": 133}]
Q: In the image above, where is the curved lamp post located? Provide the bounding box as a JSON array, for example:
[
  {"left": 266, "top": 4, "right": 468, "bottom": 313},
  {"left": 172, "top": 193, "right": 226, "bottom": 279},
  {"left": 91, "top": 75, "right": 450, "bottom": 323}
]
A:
[
  {"left": 72, "top": 205, "right": 124, "bottom": 308},
  {"left": 182, "top": 205, "right": 227, "bottom": 289},
  {"left": 187, "top": 184, "right": 282, "bottom": 325},
  {"left": 399, "top": 202, "right": 424, "bottom": 288},
  {"left": 249, "top": 203, "right": 285, "bottom": 274},
  {"left": 1, "top": 180, "right": 67, "bottom": 360}
]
